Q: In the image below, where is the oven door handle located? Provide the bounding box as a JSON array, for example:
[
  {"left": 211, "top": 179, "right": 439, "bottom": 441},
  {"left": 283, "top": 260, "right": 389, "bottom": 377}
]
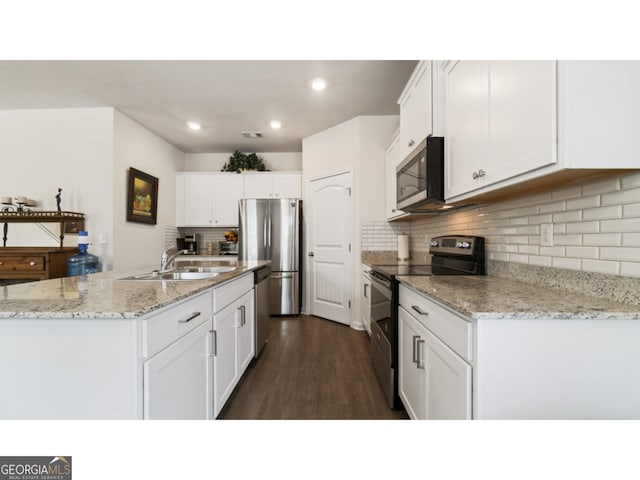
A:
[{"left": 370, "top": 271, "right": 391, "bottom": 290}]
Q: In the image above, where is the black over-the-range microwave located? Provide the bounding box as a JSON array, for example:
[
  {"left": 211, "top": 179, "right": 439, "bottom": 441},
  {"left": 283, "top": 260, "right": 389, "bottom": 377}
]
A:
[{"left": 396, "top": 136, "right": 445, "bottom": 212}]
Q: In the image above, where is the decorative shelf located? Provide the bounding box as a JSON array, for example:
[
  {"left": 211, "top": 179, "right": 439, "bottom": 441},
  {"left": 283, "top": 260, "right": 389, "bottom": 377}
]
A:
[{"left": 0, "top": 211, "right": 85, "bottom": 248}]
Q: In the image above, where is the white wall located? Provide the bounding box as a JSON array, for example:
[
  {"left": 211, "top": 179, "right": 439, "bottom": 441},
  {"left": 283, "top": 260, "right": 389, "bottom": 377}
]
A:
[
  {"left": 184, "top": 152, "right": 301, "bottom": 172},
  {"left": 113, "top": 111, "right": 185, "bottom": 271},
  {"left": 0, "top": 108, "right": 114, "bottom": 263},
  {"left": 302, "top": 115, "right": 399, "bottom": 328}
]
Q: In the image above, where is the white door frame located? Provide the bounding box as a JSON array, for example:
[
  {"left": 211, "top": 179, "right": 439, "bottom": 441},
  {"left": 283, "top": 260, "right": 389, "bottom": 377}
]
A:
[{"left": 304, "top": 170, "right": 354, "bottom": 326}]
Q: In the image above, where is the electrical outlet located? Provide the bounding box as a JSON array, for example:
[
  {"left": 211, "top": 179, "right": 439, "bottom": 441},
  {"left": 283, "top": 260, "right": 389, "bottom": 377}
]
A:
[
  {"left": 99, "top": 233, "right": 107, "bottom": 245},
  {"left": 541, "top": 223, "right": 553, "bottom": 247}
]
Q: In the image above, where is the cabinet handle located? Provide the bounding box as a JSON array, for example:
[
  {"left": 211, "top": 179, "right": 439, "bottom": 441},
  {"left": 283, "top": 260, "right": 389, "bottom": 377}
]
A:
[
  {"left": 363, "top": 284, "right": 368, "bottom": 298},
  {"left": 416, "top": 339, "right": 426, "bottom": 369},
  {"left": 472, "top": 169, "right": 486, "bottom": 180},
  {"left": 408, "top": 139, "right": 415, "bottom": 148},
  {"left": 392, "top": 209, "right": 396, "bottom": 212},
  {"left": 412, "top": 335, "right": 420, "bottom": 364},
  {"left": 179, "top": 311, "right": 201, "bottom": 324},
  {"left": 238, "top": 305, "right": 246, "bottom": 326},
  {"left": 211, "top": 330, "right": 217, "bottom": 356},
  {"left": 411, "top": 305, "right": 428, "bottom": 316}
]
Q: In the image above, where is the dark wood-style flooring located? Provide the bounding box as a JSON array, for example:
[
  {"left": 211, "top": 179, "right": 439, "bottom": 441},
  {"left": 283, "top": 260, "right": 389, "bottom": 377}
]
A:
[{"left": 219, "top": 314, "right": 408, "bottom": 420}]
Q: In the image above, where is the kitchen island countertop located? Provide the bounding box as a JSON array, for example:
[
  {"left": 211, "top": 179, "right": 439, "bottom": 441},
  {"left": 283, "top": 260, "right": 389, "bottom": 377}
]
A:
[{"left": 0, "top": 259, "right": 270, "bottom": 319}]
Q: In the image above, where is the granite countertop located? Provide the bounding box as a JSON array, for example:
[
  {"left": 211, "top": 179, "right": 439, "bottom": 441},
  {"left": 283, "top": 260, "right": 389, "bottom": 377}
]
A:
[
  {"left": 398, "top": 275, "right": 640, "bottom": 320},
  {"left": 0, "top": 259, "right": 270, "bottom": 319}
]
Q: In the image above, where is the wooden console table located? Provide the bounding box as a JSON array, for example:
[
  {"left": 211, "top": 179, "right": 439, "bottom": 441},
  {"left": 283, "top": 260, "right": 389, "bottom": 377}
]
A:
[
  {"left": 0, "top": 211, "right": 85, "bottom": 248},
  {"left": 0, "top": 247, "right": 79, "bottom": 282}
]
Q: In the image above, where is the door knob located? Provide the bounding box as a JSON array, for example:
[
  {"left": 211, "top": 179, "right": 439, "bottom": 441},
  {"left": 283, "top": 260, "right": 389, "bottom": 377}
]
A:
[{"left": 308, "top": 252, "right": 314, "bottom": 257}]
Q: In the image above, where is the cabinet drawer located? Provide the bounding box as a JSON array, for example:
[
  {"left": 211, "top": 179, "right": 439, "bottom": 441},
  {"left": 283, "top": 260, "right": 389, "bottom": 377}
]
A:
[
  {"left": 0, "top": 256, "right": 45, "bottom": 272},
  {"left": 143, "top": 290, "right": 212, "bottom": 358},
  {"left": 399, "top": 285, "right": 472, "bottom": 361},
  {"left": 213, "top": 272, "right": 253, "bottom": 313}
]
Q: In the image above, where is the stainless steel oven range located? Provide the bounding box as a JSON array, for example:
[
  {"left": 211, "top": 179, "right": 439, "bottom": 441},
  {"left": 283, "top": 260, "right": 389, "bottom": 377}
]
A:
[{"left": 369, "top": 235, "right": 485, "bottom": 409}]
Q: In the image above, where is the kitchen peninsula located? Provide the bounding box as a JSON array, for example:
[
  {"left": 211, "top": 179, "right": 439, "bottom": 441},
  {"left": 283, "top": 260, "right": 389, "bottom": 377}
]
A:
[{"left": 0, "top": 259, "right": 269, "bottom": 419}]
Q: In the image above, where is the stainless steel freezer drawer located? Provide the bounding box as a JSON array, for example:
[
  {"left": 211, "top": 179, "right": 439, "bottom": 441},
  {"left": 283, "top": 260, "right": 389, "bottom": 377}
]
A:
[{"left": 269, "top": 271, "right": 300, "bottom": 315}]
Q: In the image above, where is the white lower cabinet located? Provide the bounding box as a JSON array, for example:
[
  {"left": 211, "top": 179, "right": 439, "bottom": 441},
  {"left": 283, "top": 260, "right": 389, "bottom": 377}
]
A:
[
  {"left": 398, "top": 284, "right": 472, "bottom": 420},
  {"left": 212, "top": 273, "right": 255, "bottom": 417},
  {"left": 143, "top": 320, "right": 213, "bottom": 420},
  {"left": 361, "top": 264, "right": 372, "bottom": 334}
]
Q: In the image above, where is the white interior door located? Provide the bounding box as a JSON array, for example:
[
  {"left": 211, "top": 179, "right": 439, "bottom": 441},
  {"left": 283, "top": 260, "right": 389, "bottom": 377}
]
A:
[{"left": 308, "top": 172, "right": 353, "bottom": 325}]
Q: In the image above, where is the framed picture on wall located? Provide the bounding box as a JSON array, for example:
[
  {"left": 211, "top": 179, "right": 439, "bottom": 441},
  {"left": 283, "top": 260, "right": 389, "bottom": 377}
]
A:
[{"left": 126, "top": 167, "right": 158, "bottom": 225}]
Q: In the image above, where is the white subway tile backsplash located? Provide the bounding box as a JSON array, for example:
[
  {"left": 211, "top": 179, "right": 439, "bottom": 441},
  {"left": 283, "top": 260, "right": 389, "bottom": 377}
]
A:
[
  {"left": 583, "top": 233, "right": 622, "bottom": 246},
  {"left": 582, "top": 259, "right": 621, "bottom": 275},
  {"left": 620, "top": 262, "right": 640, "bottom": 278},
  {"left": 623, "top": 233, "right": 640, "bottom": 247},
  {"left": 540, "top": 246, "right": 566, "bottom": 257},
  {"left": 553, "top": 210, "right": 582, "bottom": 223},
  {"left": 566, "top": 246, "right": 599, "bottom": 259},
  {"left": 601, "top": 218, "right": 640, "bottom": 233},
  {"left": 551, "top": 186, "right": 582, "bottom": 201},
  {"left": 529, "top": 255, "right": 552, "bottom": 267},
  {"left": 552, "top": 257, "right": 582, "bottom": 270},
  {"left": 509, "top": 253, "right": 529, "bottom": 264},
  {"left": 583, "top": 205, "right": 623, "bottom": 221},
  {"left": 528, "top": 214, "right": 553, "bottom": 224},
  {"left": 600, "top": 247, "right": 640, "bottom": 262},
  {"left": 553, "top": 234, "right": 582, "bottom": 246},
  {"left": 601, "top": 188, "right": 640, "bottom": 206},
  {"left": 622, "top": 172, "right": 640, "bottom": 189},
  {"left": 518, "top": 245, "right": 539, "bottom": 255},
  {"left": 623, "top": 203, "right": 640, "bottom": 218},
  {"left": 367, "top": 172, "right": 640, "bottom": 279},
  {"left": 539, "top": 201, "right": 566, "bottom": 213},
  {"left": 566, "top": 221, "right": 599, "bottom": 234},
  {"left": 581, "top": 177, "right": 620, "bottom": 196},
  {"left": 566, "top": 196, "right": 600, "bottom": 211}
]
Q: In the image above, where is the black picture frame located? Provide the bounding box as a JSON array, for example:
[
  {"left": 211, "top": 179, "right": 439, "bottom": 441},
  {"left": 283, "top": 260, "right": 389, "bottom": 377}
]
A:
[{"left": 126, "top": 167, "right": 158, "bottom": 225}]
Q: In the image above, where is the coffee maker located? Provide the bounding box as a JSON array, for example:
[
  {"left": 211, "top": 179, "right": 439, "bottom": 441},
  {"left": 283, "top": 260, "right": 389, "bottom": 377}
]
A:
[{"left": 177, "top": 234, "right": 199, "bottom": 254}]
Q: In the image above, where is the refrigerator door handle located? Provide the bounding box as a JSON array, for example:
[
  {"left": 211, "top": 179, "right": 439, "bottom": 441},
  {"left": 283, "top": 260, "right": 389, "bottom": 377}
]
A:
[{"left": 271, "top": 272, "right": 294, "bottom": 279}]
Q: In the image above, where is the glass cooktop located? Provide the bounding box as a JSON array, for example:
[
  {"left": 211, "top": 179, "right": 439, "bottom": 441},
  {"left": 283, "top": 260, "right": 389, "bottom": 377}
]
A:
[{"left": 371, "top": 264, "right": 432, "bottom": 278}]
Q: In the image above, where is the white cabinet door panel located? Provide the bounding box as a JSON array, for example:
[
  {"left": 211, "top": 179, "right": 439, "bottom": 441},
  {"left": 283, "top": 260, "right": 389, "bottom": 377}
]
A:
[
  {"left": 213, "top": 300, "right": 239, "bottom": 417},
  {"left": 236, "top": 290, "right": 255, "bottom": 374},
  {"left": 214, "top": 174, "right": 243, "bottom": 227},
  {"left": 272, "top": 173, "right": 301, "bottom": 198},
  {"left": 244, "top": 175, "right": 273, "bottom": 199},
  {"left": 183, "top": 174, "right": 213, "bottom": 226},
  {"left": 445, "top": 61, "right": 490, "bottom": 198},
  {"left": 489, "top": 61, "right": 557, "bottom": 183},
  {"left": 398, "top": 306, "right": 427, "bottom": 420},
  {"left": 143, "top": 320, "right": 212, "bottom": 420},
  {"left": 424, "top": 329, "right": 472, "bottom": 420}
]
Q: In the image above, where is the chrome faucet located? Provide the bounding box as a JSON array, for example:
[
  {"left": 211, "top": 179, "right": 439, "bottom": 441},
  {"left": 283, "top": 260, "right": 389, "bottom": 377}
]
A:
[{"left": 160, "top": 247, "right": 189, "bottom": 271}]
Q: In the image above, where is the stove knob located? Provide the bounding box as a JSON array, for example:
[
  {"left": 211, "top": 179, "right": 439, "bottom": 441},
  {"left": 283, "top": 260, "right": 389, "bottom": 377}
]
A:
[
  {"left": 430, "top": 241, "right": 438, "bottom": 247},
  {"left": 461, "top": 241, "right": 471, "bottom": 249},
  {"left": 456, "top": 241, "right": 463, "bottom": 248}
]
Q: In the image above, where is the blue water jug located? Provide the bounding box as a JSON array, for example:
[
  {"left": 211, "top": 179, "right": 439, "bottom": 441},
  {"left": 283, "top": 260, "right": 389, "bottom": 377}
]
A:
[{"left": 67, "top": 231, "right": 100, "bottom": 276}]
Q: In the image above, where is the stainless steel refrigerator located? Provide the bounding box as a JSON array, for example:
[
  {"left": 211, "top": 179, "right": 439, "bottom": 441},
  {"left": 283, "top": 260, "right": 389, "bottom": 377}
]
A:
[{"left": 239, "top": 198, "right": 302, "bottom": 315}]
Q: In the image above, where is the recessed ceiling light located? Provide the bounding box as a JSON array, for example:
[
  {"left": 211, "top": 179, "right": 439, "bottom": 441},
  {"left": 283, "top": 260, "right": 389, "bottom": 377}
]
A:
[
  {"left": 187, "top": 121, "right": 201, "bottom": 130},
  {"left": 270, "top": 120, "right": 282, "bottom": 129},
  {"left": 311, "top": 78, "right": 326, "bottom": 91}
]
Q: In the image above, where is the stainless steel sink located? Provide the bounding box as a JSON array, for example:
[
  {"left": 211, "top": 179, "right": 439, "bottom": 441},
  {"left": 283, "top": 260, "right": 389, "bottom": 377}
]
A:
[{"left": 120, "top": 266, "right": 236, "bottom": 281}]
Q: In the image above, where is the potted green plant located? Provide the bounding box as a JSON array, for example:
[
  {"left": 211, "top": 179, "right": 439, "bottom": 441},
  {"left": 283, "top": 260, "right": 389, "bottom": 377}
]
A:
[{"left": 221, "top": 151, "right": 267, "bottom": 172}]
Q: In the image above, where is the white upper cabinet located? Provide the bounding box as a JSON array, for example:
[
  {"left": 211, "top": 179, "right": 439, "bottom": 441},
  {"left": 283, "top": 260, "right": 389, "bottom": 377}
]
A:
[
  {"left": 440, "top": 60, "right": 640, "bottom": 202},
  {"left": 243, "top": 172, "right": 302, "bottom": 199},
  {"left": 443, "top": 60, "right": 557, "bottom": 200},
  {"left": 176, "top": 173, "right": 243, "bottom": 227},
  {"left": 384, "top": 129, "right": 407, "bottom": 220},
  {"left": 398, "top": 61, "right": 433, "bottom": 161}
]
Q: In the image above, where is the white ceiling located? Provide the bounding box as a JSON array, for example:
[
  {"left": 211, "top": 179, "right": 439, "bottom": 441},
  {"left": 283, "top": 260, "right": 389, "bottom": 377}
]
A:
[{"left": 0, "top": 60, "right": 417, "bottom": 153}]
